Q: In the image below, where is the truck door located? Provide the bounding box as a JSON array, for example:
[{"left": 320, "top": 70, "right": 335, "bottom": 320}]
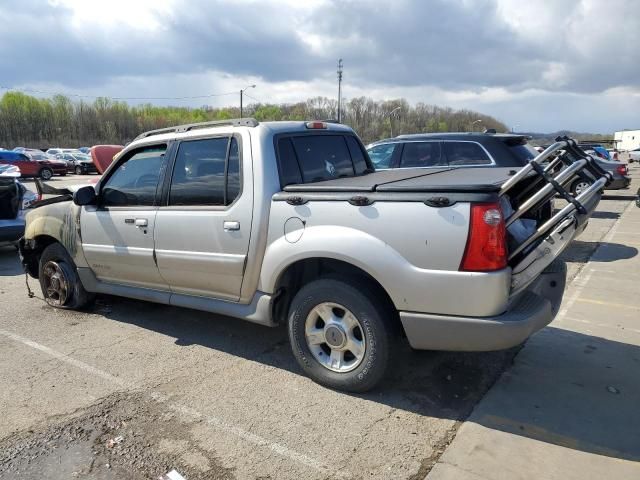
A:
[
  {"left": 80, "top": 144, "right": 169, "bottom": 290},
  {"left": 154, "top": 135, "right": 253, "bottom": 301}
]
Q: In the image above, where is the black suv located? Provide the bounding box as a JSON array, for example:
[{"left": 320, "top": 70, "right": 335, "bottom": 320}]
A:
[{"left": 366, "top": 132, "right": 538, "bottom": 170}]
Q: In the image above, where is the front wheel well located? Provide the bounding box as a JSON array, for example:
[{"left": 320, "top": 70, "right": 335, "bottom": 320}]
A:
[
  {"left": 21, "top": 235, "right": 59, "bottom": 278},
  {"left": 271, "top": 257, "right": 402, "bottom": 333}
]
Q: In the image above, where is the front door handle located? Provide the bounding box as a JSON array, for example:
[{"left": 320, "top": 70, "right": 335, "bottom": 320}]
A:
[
  {"left": 223, "top": 221, "right": 240, "bottom": 231},
  {"left": 135, "top": 218, "right": 148, "bottom": 228}
]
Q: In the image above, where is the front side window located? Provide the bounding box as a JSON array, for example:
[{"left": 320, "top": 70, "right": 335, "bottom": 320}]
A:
[
  {"left": 367, "top": 143, "right": 396, "bottom": 169},
  {"left": 444, "top": 142, "right": 492, "bottom": 166},
  {"left": 169, "top": 137, "right": 240, "bottom": 206},
  {"left": 400, "top": 142, "right": 444, "bottom": 168},
  {"left": 102, "top": 146, "right": 166, "bottom": 207}
]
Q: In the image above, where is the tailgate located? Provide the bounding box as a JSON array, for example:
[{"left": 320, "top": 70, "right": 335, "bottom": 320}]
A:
[{"left": 501, "top": 137, "right": 612, "bottom": 295}]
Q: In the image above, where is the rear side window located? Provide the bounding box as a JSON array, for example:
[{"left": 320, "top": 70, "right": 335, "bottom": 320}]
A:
[
  {"left": 169, "top": 137, "right": 241, "bottom": 206},
  {"left": 400, "top": 142, "right": 444, "bottom": 168},
  {"left": 444, "top": 142, "right": 492, "bottom": 166},
  {"left": 276, "top": 134, "right": 369, "bottom": 186}
]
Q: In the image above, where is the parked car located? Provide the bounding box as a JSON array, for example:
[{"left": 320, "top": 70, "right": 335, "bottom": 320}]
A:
[
  {"left": 366, "top": 132, "right": 540, "bottom": 170},
  {"left": 566, "top": 152, "right": 630, "bottom": 194},
  {"left": 0, "top": 150, "right": 65, "bottom": 180},
  {"left": 26, "top": 151, "right": 68, "bottom": 176},
  {"left": 56, "top": 152, "right": 98, "bottom": 175},
  {"left": 0, "top": 165, "right": 37, "bottom": 246},
  {"left": 628, "top": 147, "right": 640, "bottom": 163},
  {"left": 19, "top": 120, "right": 609, "bottom": 391},
  {"left": 46, "top": 147, "right": 81, "bottom": 157},
  {"left": 78, "top": 147, "right": 91, "bottom": 154}
]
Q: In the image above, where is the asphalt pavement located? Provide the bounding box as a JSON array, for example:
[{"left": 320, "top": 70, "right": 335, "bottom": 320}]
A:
[{"left": 0, "top": 168, "right": 638, "bottom": 479}]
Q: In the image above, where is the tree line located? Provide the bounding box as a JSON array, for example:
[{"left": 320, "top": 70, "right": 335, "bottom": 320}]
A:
[{"left": 0, "top": 91, "right": 511, "bottom": 148}]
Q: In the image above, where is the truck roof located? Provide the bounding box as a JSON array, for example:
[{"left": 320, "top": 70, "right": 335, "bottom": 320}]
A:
[{"left": 131, "top": 119, "right": 353, "bottom": 145}]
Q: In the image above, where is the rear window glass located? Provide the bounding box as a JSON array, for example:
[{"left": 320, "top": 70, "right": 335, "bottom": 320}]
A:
[
  {"left": 444, "top": 142, "right": 492, "bottom": 166},
  {"left": 291, "top": 136, "right": 354, "bottom": 183},
  {"left": 276, "top": 134, "right": 369, "bottom": 186},
  {"left": 345, "top": 136, "right": 369, "bottom": 174},
  {"left": 507, "top": 144, "right": 538, "bottom": 165}
]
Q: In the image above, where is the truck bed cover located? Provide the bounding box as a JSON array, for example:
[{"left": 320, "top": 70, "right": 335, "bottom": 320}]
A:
[{"left": 283, "top": 167, "right": 520, "bottom": 193}]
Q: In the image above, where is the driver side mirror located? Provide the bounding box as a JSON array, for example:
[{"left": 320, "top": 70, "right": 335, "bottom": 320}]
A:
[{"left": 73, "top": 186, "right": 97, "bottom": 206}]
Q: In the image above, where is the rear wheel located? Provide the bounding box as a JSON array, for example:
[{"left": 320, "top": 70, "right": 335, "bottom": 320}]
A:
[
  {"left": 287, "top": 278, "right": 396, "bottom": 392},
  {"left": 38, "top": 243, "right": 94, "bottom": 310},
  {"left": 39, "top": 168, "right": 53, "bottom": 180},
  {"left": 75, "top": 165, "right": 83, "bottom": 175},
  {"left": 572, "top": 179, "right": 591, "bottom": 196}
]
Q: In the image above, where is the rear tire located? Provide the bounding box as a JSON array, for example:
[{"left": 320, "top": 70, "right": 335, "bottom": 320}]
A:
[
  {"left": 287, "top": 277, "right": 396, "bottom": 392},
  {"left": 571, "top": 179, "right": 591, "bottom": 196},
  {"left": 39, "top": 168, "right": 53, "bottom": 180},
  {"left": 75, "top": 166, "right": 83, "bottom": 175},
  {"left": 38, "top": 243, "right": 95, "bottom": 310}
]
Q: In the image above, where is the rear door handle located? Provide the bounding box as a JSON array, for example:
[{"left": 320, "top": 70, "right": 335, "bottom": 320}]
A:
[
  {"left": 135, "top": 218, "right": 148, "bottom": 227},
  {"left": 223, "top": 221, "right": 240, "bottom": 231}
]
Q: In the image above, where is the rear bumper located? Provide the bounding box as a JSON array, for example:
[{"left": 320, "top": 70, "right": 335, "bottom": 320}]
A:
[
  {"left": 400, "top": 260, "right": 567, "bottom": 351},
  {"left": 605, "top": 176, "right": 631, "bottom": 190}
]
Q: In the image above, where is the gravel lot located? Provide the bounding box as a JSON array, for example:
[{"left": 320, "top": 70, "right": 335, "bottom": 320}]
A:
[{"left": 0, "top": 169, "right": 636, "bottom": 479}]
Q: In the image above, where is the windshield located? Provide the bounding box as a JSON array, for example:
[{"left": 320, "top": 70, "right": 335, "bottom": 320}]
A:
[{"left": 72, "top": 154, "right": 92, "bottom": 161}]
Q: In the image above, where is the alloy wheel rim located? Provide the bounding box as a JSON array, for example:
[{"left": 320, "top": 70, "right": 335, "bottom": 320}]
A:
[
  {"left": 42, "top": 261, "right": 69, "bottom": 306},
  {"left": 575, "top": 181, "right": 590, "bottom": 196},
  {"left": 42, "top": 170, "right": 52, "bottom": 180},
  {"left": 304, "top": 302, "right": 366, "bottom": 373}
]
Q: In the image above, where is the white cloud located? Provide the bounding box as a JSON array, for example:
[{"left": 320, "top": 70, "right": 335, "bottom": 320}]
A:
[{"left": 1, "top": 0, "right": 639, "bottom": 133}]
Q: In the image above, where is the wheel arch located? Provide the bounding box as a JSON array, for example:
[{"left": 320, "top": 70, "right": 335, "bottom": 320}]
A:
[
  {"left": 270, "top": 257, "right": 402, "bottom": 335},
  {"left": 20, "top": 234, "right": 60, "bottom": 278}
]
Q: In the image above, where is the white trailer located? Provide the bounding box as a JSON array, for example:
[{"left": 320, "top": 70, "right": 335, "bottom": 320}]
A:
[{"left": 614, "top": 130, "right": 640, "bottom": 151}]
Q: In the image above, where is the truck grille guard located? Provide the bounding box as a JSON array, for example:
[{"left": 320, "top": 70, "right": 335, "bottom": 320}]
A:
[{"left": 499, "top": 136, "right": 612, "bottom": 264}]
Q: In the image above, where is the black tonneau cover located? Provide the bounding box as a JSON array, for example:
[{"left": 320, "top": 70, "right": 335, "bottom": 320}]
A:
[{"left": 283, "top": 167, "right": 519, "bottom": 193}]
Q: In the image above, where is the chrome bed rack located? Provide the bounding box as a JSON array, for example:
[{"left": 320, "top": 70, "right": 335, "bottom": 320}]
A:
[{"left": 500, "top": 136, "right": 612, "bottom": 263}]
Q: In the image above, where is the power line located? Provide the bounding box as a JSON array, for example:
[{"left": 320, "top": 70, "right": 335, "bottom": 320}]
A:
[
  {"left": 242, "top": 93, "right": 262, "bottom": 104},
  {"left": 0, "top": 85, "right": 238, "bottom": 101}
]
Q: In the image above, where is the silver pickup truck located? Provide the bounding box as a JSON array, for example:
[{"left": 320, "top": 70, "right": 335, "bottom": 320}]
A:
[{"left": 19, "top": 120, "right": 610, "bottom": 391}]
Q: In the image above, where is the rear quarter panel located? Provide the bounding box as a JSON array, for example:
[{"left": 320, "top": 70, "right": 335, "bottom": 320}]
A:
[{"left": 260, "top": 200, "right": 513, "bottom": 317}]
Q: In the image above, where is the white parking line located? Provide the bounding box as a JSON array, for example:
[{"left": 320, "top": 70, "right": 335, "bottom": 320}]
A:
[{"left": 0, "top": 328, "right": 349, "bottom": 478}]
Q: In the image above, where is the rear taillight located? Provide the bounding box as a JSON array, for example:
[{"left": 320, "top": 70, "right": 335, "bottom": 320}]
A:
[
  {"left": 460, "top": 203, "right": 507, "bottom": 272},
  {"left": 616, "top": 164, "right": 628, "bottom": 176}
]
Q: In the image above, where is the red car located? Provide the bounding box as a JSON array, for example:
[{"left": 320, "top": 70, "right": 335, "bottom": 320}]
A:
[{"left": 0, "top": 150, "right": 67, "bottom": 180}]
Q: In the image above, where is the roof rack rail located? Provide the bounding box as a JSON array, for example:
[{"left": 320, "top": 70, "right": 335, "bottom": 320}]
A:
[{"left": 134, "top": 118, "right": 259, "bottom": 141}]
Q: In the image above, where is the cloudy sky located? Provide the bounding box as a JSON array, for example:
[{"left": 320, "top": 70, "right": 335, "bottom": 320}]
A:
[{"left": 1, "top": 0, "right": 639, "bottom": 133}]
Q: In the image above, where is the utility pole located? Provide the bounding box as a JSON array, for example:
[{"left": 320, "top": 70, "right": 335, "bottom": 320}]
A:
[
  {"left": 337, "top": 59, "right": 343, "bottom": 123},
  {"left": 240, "top": 84, "right": 256, "bottom": 118}
]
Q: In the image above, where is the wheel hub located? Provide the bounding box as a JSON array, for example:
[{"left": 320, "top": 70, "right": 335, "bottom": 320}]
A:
[
  {"left": 42, "top": 261, "right": 70, "bottom": 306},
  {"left": 324, "top": 324, "right": 346, "bottom": 348},
  {"left": 304, "top": 302, "right": 367, "bottom": 373}
]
